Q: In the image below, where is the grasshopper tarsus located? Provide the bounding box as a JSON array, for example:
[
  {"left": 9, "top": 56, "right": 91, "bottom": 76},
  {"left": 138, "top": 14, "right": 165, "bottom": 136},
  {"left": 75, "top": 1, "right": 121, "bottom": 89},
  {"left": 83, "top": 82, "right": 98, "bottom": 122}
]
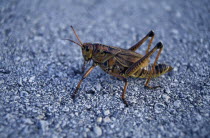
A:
[
  {"left": 122, "top": 99, "right": 129, "bottom": 107},
  {"left": 71, "top": 93, "right": 76, "bottom": 100},
  {"left": 71, "top": 88, "right": 79, "bottom": 99},
  {"left": 65, "top": 26, "right": 173, "bottom": 106}
]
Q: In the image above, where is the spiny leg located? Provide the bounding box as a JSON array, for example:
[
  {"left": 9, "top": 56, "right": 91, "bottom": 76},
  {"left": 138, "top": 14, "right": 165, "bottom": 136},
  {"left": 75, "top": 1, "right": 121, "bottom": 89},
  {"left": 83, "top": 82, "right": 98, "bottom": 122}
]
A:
[
  {"left": 129, "top": 30, "right": 155, "bottom": 55},
  {"left": 125, "top": 42, "right": 163, "bottom": 77},
  {"left": 72, "top": 64, "right": 97, "bottom": 99},
  {"left": 144, "top": 42, "right": 163, "bottom": 89}
]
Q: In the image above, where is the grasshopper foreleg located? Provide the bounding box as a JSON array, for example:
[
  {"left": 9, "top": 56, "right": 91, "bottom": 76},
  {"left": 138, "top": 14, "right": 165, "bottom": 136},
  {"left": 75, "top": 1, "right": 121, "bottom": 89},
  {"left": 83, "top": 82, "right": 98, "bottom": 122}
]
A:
[{"left": 72, "top": 64, "right": 96, "bottom": 99}]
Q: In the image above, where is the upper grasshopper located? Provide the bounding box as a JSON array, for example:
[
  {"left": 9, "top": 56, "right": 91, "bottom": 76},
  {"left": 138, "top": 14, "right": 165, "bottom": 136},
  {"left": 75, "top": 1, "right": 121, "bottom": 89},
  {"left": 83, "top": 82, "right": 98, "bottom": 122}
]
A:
[{"left": 65, "top": 26, "right": 173, "bottom": 106}]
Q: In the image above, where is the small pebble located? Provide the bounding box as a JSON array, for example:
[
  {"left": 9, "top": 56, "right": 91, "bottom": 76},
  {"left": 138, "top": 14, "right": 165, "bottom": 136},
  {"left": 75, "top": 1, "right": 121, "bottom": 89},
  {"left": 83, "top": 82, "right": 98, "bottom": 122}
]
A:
[
  {"left": 96, "top": 83, "right": 102, "bottom": 91},
  {"left": 162, "top": 94, "right": 170, "bottom": 103},
  {"left": 165, "top": 87, "right": 171, "bottom": 94},
  {"left": 174, "top": 100, "right": 181, "bottom": 108},
  {"left": 171, "top": 29, "right": 179, "bottom": 35},
  {"left": 104, "top": 110, "right": 110, "bottom": 116},
  {"left": 62, "top": 106, "right": 69, "bottom": 112},
  {"left": 97, "top": 117, "right": 102, "bottom": 123},
  {"left": 0, "top": 80, "right": 4, "bottom": 84},
  {"left": 20, "top": 91, "right": 29, "bottom": 97},
  {"left": 133, "top": 87, "right": 138, "bottom": 91},
  {"left": 173, "top": 67, "right": 178, "bottom": 72},
  {"left": 196, "top": 114, "right": 202, "bottom": 121},
  {"left": 86, "top": 105, "right": 91, "bottom": 110},
  {"left": 40, "top": 120, "right": 48, "bottom": 133},
  {"left": 29, "top": 76, "right": 35, "bottom": 82},
  {"left": 103, "top": 117, "right": 111, "bottom": 123},
  {"left": 23, "top": 77, "right": 27, "bottom": 82},
  {"left": 94, "top": 125, "right": 102, "bottom": 137},
  {"left": 23, "top": 118, "right": 33, "bottom": 124},
  {"left": 154, "top": 103, "right": 165, "bottom": 113},
  {"left": 18, "top": 78, "right": 23, "bottom": 86},
  {"left": 175, "top": 11, "right": 182, "bottom": 18}
]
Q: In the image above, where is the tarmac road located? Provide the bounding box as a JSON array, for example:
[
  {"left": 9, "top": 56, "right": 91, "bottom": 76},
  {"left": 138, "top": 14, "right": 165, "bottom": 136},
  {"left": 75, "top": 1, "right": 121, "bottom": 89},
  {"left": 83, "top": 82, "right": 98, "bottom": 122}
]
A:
[{"left": 0, "top": 0, "right": 209, "bottom": 137}]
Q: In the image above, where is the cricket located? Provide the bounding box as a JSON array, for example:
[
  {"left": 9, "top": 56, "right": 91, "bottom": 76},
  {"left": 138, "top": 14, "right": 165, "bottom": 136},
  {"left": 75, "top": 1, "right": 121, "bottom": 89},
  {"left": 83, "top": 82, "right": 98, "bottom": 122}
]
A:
[{"left": 65, "top": 26, "right": 173, "bottom": 106}]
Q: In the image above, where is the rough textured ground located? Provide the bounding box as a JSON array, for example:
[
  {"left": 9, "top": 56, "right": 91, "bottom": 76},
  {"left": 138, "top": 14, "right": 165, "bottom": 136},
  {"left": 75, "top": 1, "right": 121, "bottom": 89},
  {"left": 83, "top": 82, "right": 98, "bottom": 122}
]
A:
[{"left": 0, "top": 0, "right": 209, "bottom": 137}]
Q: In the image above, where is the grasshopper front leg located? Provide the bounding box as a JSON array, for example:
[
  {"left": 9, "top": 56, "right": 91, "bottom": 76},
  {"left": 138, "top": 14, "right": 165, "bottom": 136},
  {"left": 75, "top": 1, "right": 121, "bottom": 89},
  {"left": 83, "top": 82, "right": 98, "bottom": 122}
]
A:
[
  {"left": 144, "top": 42, "right": 163, "bottom": 89},
  {"left": 72, "top": 64, "right": 97, "bottom": 99}
]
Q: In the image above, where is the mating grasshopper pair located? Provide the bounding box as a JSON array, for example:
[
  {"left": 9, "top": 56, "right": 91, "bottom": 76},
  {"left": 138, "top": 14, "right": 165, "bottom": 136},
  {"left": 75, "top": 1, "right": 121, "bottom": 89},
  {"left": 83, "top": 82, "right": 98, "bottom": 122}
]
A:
[{"left": 65, "top": 26, "right": 173, "bottom": 106}]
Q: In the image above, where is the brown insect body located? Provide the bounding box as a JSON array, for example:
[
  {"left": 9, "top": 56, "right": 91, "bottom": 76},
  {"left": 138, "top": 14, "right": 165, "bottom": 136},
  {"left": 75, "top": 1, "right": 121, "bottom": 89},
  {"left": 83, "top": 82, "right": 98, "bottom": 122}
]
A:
[
  {"left": 85, "top": 43, "right": 172, "bottom": 78},
  {"left": 66, "top": 26, "right": 173, "bottom": 106}
]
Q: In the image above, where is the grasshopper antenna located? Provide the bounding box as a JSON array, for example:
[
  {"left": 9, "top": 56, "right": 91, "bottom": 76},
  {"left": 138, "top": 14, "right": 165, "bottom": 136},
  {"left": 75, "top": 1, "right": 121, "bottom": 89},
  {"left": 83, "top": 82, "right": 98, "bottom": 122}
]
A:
[
  {"left": 62, "top": 38, "right": 82, "bottom": 47},
  {"left": 70, "top": 26, "right": 83, "bottom": 45}
]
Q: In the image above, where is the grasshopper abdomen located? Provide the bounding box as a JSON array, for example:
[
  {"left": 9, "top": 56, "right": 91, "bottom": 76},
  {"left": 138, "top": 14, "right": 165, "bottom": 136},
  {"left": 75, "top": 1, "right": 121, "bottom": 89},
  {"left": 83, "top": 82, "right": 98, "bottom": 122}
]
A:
[{"left": 133, "top": 64, "right": 173, "bottom": 78}]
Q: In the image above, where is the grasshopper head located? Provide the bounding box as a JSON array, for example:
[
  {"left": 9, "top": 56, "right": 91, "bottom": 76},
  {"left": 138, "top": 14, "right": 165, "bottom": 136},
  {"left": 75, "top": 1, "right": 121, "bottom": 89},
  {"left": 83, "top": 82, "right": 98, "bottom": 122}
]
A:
[
  {"left": 65, "top": 26, "right": 93, "bottom": 61},
  {"left": 81, "top": 43, "right": 93, "bottom": 61}
]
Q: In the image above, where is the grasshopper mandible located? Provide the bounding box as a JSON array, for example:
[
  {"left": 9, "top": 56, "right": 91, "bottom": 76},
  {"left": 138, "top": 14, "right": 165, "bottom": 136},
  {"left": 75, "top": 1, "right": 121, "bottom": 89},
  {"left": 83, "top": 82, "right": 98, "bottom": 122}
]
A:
[{"left": 65, "top": 26, "right": 173, "bottom": 106}]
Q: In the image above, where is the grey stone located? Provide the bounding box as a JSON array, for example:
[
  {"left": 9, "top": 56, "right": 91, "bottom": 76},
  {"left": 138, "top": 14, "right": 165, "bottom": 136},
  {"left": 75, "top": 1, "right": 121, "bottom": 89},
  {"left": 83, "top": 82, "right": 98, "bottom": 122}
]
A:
[
  {"left": 103, "top": 117, "right": 112, "bottom": 123},
  {"left": 174, "top": 100, "right": 181, "bottom": 108},
  {"left": 94, "top": 125, "right": 102, "bottom": 137},
  {"left": 154, "top": 103, "right": 166, "bottom": 113},
  {"left": 104, "top": 110, "right": 110, "bottom": 116},
  {"left": 97, "top": 117, "right": 102, "bottom": 123}
]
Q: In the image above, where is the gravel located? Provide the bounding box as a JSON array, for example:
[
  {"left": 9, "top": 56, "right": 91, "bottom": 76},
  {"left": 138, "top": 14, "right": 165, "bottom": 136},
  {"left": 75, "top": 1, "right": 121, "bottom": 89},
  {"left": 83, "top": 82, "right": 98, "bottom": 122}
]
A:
[{"left": 0, "top": 0, "right": 210, "bottom": 137}]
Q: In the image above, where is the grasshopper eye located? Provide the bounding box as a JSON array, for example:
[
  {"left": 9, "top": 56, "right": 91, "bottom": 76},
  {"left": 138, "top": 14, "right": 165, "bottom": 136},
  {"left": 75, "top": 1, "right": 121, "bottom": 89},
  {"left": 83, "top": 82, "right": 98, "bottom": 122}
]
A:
[{"left": 85, "top": 46, "right": 89, "bottom": 51}]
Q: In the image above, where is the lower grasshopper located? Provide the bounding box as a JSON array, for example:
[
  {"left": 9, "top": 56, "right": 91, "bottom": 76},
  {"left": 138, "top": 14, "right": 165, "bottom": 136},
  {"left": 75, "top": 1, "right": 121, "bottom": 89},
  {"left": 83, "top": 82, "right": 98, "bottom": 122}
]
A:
[{"left": 65, "top": 26, "right": 173, "bottom": 106}]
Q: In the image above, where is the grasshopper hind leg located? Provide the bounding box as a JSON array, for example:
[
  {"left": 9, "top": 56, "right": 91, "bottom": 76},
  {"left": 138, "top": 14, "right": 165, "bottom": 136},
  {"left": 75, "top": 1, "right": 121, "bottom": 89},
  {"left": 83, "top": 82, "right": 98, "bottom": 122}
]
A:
[
  {"left": 125, "top": 42, "right": 164, "bottom": 89},
  {"left": 144, "top": 42, "right": 163, "bottom": 89},
  {"left": 129, "top": 30, "right": 155, "bottom": 55}
]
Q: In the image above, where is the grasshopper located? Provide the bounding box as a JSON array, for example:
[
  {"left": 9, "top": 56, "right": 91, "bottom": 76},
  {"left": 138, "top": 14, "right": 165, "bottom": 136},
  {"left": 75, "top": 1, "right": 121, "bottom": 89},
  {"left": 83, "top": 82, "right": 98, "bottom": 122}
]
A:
[{"left": 65, "top": 26, "right": 173, "bottom": 106}]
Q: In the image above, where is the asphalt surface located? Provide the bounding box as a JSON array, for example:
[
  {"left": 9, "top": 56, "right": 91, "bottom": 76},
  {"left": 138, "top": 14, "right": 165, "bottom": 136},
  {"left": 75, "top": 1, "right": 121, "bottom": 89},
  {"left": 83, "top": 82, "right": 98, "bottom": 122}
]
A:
[{"left": 0, "top": 0, "right": 209, "bottom": 137}]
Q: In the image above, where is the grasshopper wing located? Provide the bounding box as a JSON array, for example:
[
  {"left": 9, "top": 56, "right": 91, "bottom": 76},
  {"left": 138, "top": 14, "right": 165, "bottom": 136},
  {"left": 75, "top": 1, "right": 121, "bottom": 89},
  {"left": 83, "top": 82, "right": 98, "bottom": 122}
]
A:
[{"left": 115, "top": 50, "right": 149, "bottom": 68}]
